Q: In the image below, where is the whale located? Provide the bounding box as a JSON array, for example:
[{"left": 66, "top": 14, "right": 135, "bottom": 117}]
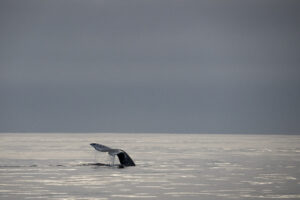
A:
[{"left": 90, "top": 143, "right": 135, "bottom": 167}]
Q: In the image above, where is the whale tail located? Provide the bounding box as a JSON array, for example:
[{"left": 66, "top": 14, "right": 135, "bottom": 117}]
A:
[{"left": 90, "top": 143, "right": 135, "bottom": 167}]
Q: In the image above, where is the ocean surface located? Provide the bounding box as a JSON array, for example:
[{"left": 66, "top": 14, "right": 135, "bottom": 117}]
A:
[{"left": 0, "top": 133, "right": 299, "bottom": 200}]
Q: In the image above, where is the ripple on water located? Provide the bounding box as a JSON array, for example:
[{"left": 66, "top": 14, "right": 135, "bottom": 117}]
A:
[
  {"left": 241, "top": 194, "right": 300, "bottom": 199},
  {"left": 111, "top": 194, "right": 156, "bottom": 198}
]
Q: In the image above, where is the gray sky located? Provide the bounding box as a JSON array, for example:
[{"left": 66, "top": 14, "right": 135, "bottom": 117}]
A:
[{"left": 1, "top": 0, "right": 300, "bottom": 134}]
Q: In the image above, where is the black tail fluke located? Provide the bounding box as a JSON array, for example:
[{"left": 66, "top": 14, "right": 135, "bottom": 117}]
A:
[{"left": 117, "top": 151, "right": 135, "bottom": 166}]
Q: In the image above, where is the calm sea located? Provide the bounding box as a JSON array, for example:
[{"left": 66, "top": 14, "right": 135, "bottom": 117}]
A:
[{"left": 0, "top": 133, "right": 299, "bottom": 200}]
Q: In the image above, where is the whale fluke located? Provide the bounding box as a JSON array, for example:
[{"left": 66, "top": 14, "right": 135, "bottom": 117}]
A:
[{"left": 90, "top": 143, "right": 135, "bottom": 167}]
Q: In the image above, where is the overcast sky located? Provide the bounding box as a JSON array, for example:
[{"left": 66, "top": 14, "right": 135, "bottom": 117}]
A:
[{"left": 1, "top": 0, "right": 300, "bottom": 134}]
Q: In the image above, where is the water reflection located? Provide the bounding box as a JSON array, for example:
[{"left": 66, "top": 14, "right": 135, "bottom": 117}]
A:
[{"left": 0, "top": 133, "right": 300, "bottom": 200}]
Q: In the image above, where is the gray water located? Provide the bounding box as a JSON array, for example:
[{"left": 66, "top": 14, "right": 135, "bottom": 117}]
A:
[{"left": 0, "top": 133, "right": 299, "bottom": 200}]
